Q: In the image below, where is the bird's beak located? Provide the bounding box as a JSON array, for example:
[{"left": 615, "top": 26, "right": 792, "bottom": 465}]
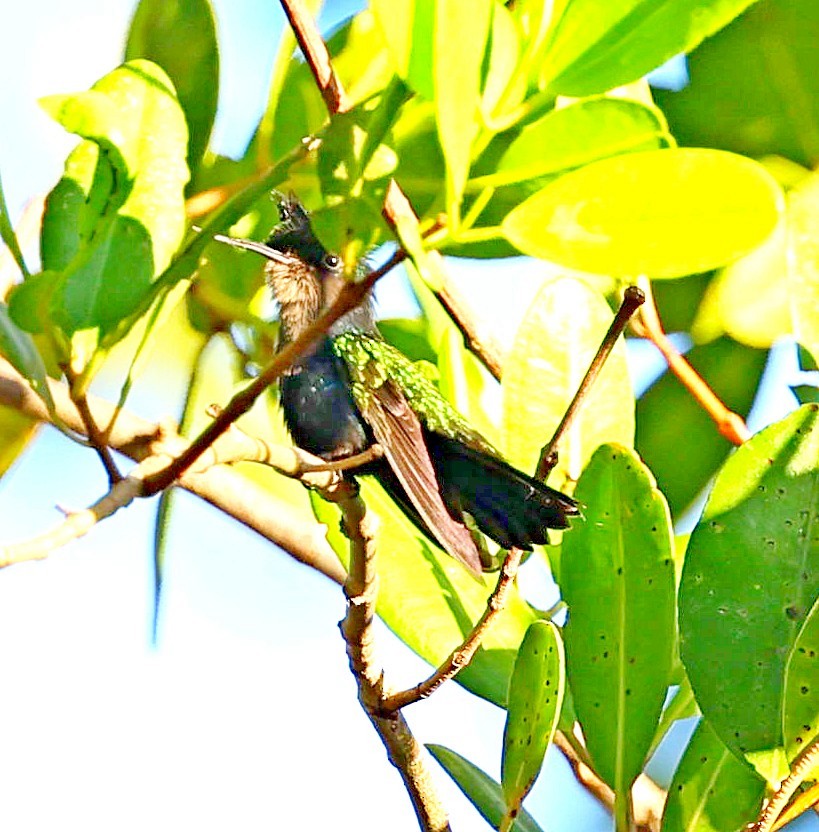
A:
[{"left": 213, "top": 233, "right": 295, "bottom": 266}]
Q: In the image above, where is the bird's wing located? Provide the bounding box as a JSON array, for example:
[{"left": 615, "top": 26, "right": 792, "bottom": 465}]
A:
[{"left": 362, "top": 379, "right": 484, "bottom": 576}]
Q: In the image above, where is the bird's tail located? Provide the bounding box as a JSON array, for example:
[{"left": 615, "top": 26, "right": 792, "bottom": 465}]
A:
[{"left": 427, "top": 433, "right": 580, "bottom": 551}]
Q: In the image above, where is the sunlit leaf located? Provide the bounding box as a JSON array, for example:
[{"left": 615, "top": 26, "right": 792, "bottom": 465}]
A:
[
  {"left": 503, "top": 149, "right": 784, "bottom": 279},
  {"left": 680, "top": 405, "right": 819, "bottom": 782},
  {"left": 539, "top": 0, "right": 762, "bottom": 97},
  {"left": 125, "top": 0, "right": 219, "bottom": 179},
  {"left": 37, "top": 60, "right": 188, "bottom": 347},
  {"left": 502, "top": 277, "right": 633, "bottom": 492},
  {"left": 0, "top": 406, "right": 38, "bottom": 480}
]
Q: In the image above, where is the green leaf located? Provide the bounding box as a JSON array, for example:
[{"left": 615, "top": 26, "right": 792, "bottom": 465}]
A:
[
  {"left": 490, "top": 97, "right": 671, "bottom": 187},
  {"left": 316, "top": 95, "right": 401, "bottom": 205},
  {"left": 787, "top": 170, "right": 819, "bottom": 365},
  {"left": 330, "top": 10, "right": 396, "bottom": 109},
  {"left": 655, "top": 0, "right": 819, "bottom": 169},
  {"left": 481, "top": 2, "right": 523, "bottom": 123},
  {"left": 679, "top": 404, "right": 819, "bottom": 782},
  {"left": 125, "top": 0, "right": 219, "bottom": 179},
  {"left": 378, "top": 318, "right": 438, "bottom": 364},
  {"left": 0, "top": 303, "right": 56, "bottom": 417},
  {"left": 538, "top": 0, "right": 762, "bottom": 97},
  {"left": 0, "top": 170, "right": 29, "bottom": 279},
  {"left": 661, "top": 719, "right": 765, "bottom": 832},
  {"left": 434, "top": 0, "right": 493, "bottom": 215},
  {"left": 501, "top": 620, "right": 565, "bottom": 814},
  {"left": 691, "top": 221, "right": 791, "bottom": 348},
  {"left": 635, "top": 338, "right": 767, "bottom": 518},
  {"left": 502, "top": 278, "right": 634, "bottom": 492},
  {"left": 312, "top": 477, "right": 536, "bottom": 707},
  {"left": 427, "top": 744, "right": 546, "bottom": 832},
  {"left": 783, "top": 595, "right": 819, "bottom": 762},
  {"left": 503, "top": 149, "right": 784, "bottom": 279},
  {"left": 562, "top": 444, "right": 676, "bottom": 795},
  {"left": 371, "top": 0, "right": 435, "bottom": 100},
  {"left": 38, "top": 60, "right": 188, "bottom": 344},
  {"left": 372, "top": 0, "right": 492, "bottom": 214}
]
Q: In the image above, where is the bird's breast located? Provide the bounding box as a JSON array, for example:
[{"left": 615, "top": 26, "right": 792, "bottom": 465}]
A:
[{"left": 279, "top": 345, "right": 371, "bottom": 461}]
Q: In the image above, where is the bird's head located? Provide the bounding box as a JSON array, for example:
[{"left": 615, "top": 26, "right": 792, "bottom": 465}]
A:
[{"left": 214, "top": 194, "right": 349, "bottom": 340}]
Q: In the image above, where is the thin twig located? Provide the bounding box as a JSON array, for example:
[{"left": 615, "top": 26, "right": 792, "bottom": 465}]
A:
[
  {"left": 536, "top": 285, "right": 645, "bottom": 480},
  {"left": 771, "top": 781, "right": 819, "bottom": 831},
  {"left": 279, "top": 0, "right": 350, "bottom": 114},
  {"left": 0, "top": 359, "right": 346, "bottom": 584},
  {"left": 68, "top": 380, "right": 122, "bottom": 485},
  {"left": 338, "top": 486, "right": 451, "bottom": 831},
  {"left": 437, "top": 278, "right": 505, "bottom": 380},
  {"left": 634, "top": 278, "right": 750, "bottom": 446},
  {"left": 751, "top": 734, "right": 819, "bottom": 832},
  {"left": 0, "top": 448, "right": 168, "bottom": 568},
  {"left": 381, "top": 548, "right": 524, "bottom": 712}
]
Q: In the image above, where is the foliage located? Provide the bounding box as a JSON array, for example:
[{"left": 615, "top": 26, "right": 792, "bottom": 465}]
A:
[{"left": 2, "top": 0, "right": 819, "bottom": 830}]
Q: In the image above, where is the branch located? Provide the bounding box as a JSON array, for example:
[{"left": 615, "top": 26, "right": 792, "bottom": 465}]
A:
[
  {"left": 751, "top": 734, "right": 819, "bottom": 832},
  {"left": 635, "top": 278, "right": 750, "bottom": 446},
  {"left": 437, "top": 277, "right": 505, "bottom": 380},
  {"left": 0, "top": 359, "right": 346, "bottom": 585},
  {"left": 338, "top": 482, "right": 451, "bottom": 831},
  {"left": 279, "top": 0, "right": 350, "bottom": 114},
  {"left": 381, "top": 548, "right": 524, "bottom": 712},
  {"left": 552, "top": 730, "right": 665, "bottom": 832},
  {"left": 68, "top": 379, "right": 123, "bottom": 485}
]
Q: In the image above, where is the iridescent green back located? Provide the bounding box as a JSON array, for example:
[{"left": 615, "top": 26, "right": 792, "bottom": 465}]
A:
[{"left": 332, "top": 330, "right": 499, "bottom": 458}]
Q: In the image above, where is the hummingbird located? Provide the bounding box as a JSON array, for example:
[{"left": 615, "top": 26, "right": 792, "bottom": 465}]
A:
[{"left": 216, "top": 195, "right": 579, "bottom": 576}]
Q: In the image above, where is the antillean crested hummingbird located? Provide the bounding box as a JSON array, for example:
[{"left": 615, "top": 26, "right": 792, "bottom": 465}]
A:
[{"left": 217, "top": 195, "right": 579, "bottom": 576}]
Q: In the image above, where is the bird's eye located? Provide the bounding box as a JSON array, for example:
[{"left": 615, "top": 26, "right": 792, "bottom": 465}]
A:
[{"left": 323, "top": 253, "right": 342, "bottom": 270}]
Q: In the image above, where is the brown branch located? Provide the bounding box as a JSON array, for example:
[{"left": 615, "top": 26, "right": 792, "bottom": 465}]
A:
[
  {"left": 69, "top": 382, "right": 122, "bottom": 484},
  {"left": 751, "top": 734, "right": 819, "bottom": 832},
  {"left": 338, "top": 485, "right": 450, "bottom": 831},
  {"left": 381, "top": 547, "right": 524, "bottom": 712},
  {"left": 553, "top": 730, "right": 664, "bottom": 832},
  {"left": 438, "top": 277, "right": 505, "bottom": 380},
  {"left": 280, "top": 0, "right": 350, "bottom": 114},
  {"left": 0, "top": 359, "right": 346, "bottom": 585},
  {"left": 771, "top": 781, "right": 819, "bottom": 831},
  {"left": 635, "top": 279, "right": 750, "bottom": 446}
]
